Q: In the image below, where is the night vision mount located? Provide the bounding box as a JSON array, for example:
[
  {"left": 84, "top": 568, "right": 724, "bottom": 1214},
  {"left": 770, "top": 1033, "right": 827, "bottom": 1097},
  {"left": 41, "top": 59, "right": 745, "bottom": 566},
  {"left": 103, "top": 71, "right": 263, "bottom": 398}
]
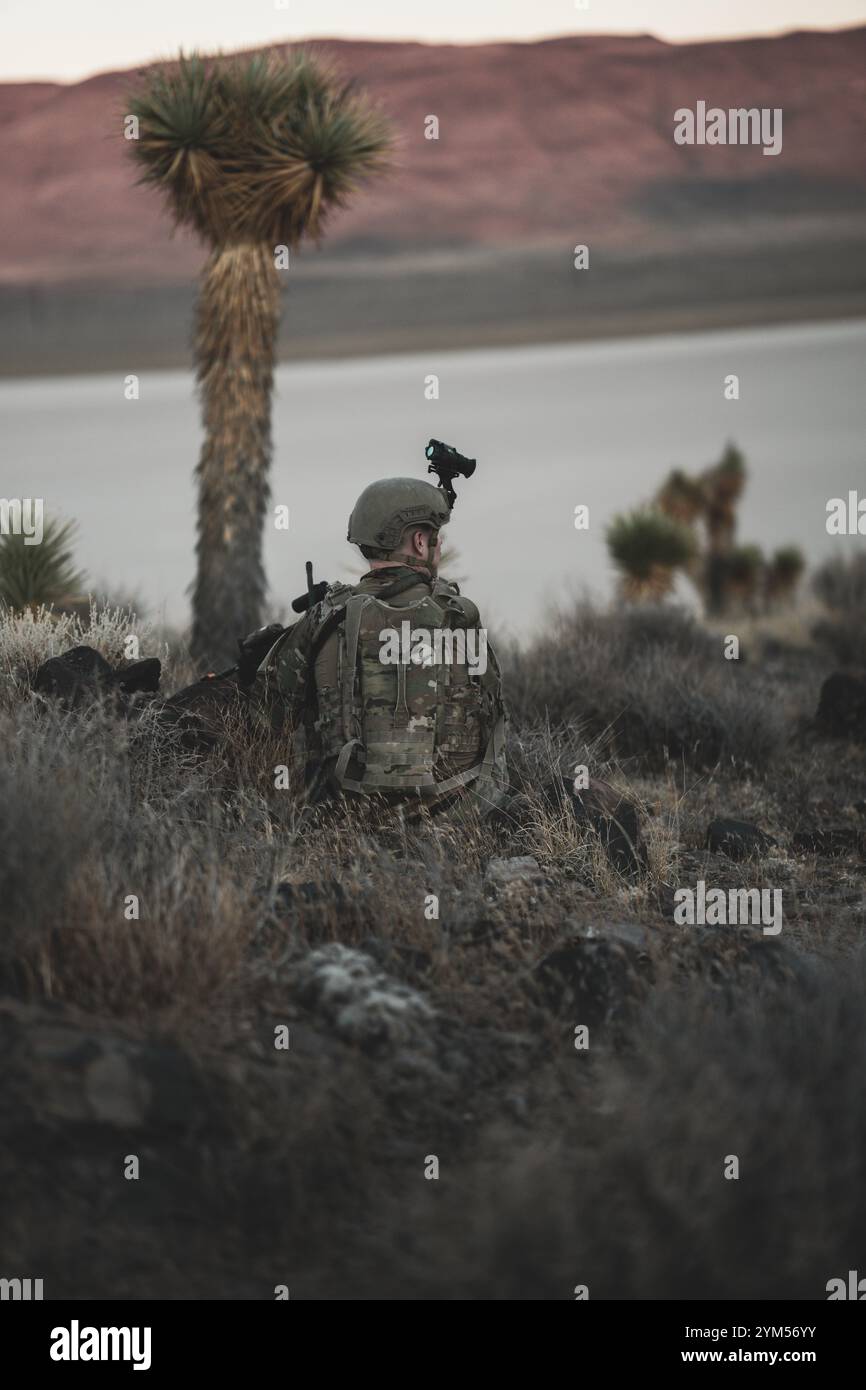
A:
[{"left": 425, "top": 438, "right": 476, "bottom": 509}]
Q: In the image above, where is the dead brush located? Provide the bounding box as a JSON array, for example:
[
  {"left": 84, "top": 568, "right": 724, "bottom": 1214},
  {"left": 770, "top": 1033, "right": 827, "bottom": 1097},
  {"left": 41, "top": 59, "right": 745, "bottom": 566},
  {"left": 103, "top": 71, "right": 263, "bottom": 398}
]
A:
[{"left": 0, "top": 599, "right": 159, "bottom": 710}]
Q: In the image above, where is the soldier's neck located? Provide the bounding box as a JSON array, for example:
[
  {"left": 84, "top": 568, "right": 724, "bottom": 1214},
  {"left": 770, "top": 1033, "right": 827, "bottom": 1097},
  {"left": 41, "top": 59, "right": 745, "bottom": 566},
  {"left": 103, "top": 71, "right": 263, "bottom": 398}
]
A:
[{"left": 369, "top": 557, "right": 435, "bottom": 576}]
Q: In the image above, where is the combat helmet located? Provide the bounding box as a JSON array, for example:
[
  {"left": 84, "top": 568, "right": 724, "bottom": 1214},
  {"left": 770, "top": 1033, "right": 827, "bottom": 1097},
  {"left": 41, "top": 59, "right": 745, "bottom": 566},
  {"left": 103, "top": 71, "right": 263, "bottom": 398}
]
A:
[{"left": 347, "top": 477, "right": 451, "bottom": 557}]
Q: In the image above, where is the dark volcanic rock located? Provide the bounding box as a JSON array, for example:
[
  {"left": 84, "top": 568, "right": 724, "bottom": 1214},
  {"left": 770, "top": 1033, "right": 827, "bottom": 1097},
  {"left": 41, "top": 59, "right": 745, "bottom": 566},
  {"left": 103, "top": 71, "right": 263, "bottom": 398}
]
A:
[
  {"left": 0, "top": 997, "right": 227, "bottom": 1137},
  {"left": 567, "top": 778, "right": 646, "bottom": 876},
  {"left": 706, "top": 818, "right": 777, "bottom": 861},
  {"left": 535, "top": 933, "right": 651, "bottom": 1030},
  {"left": 815, "top": 670, "right": 866, "bottom": 739},
  {"left": 34, "top": 645, "right": 162, "bottom": 711},
  {"left": 34, "top": 645, "right": 116, "bottom": 706},
  {"left": 115, "top": 658, "right": 161, "bottom": 695}
]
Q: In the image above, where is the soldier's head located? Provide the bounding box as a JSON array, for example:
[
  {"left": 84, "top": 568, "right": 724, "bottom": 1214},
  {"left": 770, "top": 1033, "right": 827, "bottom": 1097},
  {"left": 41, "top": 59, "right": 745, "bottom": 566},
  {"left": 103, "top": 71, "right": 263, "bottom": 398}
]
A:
[{"left": 347, "top": 478, "right": 451, "bottom": 574}]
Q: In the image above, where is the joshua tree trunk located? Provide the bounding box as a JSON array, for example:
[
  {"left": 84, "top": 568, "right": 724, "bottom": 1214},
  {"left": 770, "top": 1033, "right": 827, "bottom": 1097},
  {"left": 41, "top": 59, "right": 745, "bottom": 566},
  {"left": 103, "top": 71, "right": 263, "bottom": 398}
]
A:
[
  {"left": 190, "top": 242, "right": 281, "bottom": 668},
  {"left": 703, "top": 503, "right": 736, "bottom": 617}
]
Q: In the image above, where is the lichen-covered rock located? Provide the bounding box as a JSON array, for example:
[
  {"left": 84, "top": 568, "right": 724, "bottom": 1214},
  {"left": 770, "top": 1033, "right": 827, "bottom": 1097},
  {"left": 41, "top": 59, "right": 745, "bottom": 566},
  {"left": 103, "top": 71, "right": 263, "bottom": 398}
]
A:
[{"left": 294, "top": 944, "right": 436, "bottom": 1051}]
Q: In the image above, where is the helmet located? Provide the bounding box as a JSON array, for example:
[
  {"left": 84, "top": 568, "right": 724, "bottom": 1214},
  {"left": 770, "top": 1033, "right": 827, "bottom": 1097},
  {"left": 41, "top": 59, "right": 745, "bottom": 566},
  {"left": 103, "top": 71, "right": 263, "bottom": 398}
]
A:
[{"left": 347, "top": 478, "right": 451, "bottom": 553}]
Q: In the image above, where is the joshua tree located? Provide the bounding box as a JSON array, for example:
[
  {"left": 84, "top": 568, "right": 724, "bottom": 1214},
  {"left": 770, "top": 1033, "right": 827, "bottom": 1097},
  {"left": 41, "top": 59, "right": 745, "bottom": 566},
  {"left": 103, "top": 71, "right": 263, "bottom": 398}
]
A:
[
  {"left": 723, "top": 543, "right": 765, "bottom": 612},
  {"left": 606, "top": 509, "right": 696, "bottom": 602},
  {"left": 765, "top": 546, "right": 805, "bottom": 607},
  {"left": 0, "top": 517, "right": 85, "bottom": 612},
  {"left": 655, "top": 468, "right": 705, "bottom": 526},
  {"left": 127, "top": 52, "right": 392, "bottom": 666},
  {"left": 699, "top": 443, "right": 745, "bottom": 615}
]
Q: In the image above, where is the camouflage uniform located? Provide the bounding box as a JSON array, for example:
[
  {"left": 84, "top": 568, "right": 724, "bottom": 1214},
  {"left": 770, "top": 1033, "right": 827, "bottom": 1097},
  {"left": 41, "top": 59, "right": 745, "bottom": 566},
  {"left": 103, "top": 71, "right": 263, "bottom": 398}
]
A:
[
  {"left": 250, "top": 475, "right": 642, "bottom": 868},
  {"left": 252, "top": 477, "right": 508, "bottom": 820},
  {"left": 252, "top": 565, "right": 508, "bottom": 818}
]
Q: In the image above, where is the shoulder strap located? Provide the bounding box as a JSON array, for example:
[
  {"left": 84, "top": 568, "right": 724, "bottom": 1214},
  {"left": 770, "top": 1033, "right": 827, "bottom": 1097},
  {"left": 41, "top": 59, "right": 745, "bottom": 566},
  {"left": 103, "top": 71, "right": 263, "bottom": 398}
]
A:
[{"left": 373, "top": 570, "right": 433, "bottom": 603}]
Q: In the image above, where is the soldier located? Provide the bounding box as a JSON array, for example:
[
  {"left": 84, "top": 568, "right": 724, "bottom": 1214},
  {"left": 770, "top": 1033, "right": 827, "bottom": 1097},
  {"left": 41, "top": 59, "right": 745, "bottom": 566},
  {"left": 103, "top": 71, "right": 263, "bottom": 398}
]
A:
[
  {"left": 251, "top": 472, "right": 644, "bottom": 868},
  {"left": 251, "top": 477, "right": 509, "bottom": 823}
]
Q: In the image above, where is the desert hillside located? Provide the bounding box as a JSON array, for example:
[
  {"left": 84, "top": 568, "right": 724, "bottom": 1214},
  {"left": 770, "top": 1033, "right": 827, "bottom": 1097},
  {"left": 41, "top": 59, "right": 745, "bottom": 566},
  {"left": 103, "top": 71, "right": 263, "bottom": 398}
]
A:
[
  {"left": 2, "top": 28, "right": 866, "bottom": 372},
  {"left": 1, "top": 28, "right": 865, "bottom": 287}
]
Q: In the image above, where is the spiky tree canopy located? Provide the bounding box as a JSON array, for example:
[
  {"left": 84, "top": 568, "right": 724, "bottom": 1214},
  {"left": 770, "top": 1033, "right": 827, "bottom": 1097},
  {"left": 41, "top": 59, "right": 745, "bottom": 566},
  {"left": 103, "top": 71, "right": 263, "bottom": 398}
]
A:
[
  {"left": 770, "top": 546, "right": 805, "bottom": 581},
  {"left": 607, "top": 509, "right": 696, "bottom": 576},
  {"left": 702, "top": 442, "right": 746, "bottom": 511},
  {"left": 606, "top": 509, "right": 696, "bottom": 599},
  {"left": 128, "top": 50, "right": 392, "bottom": 248},
  {"left": 655, "top": 468, "right": 705, "bottom": 525},
  {"left": 766, "top": 546, "right": 805, "bottom": 603}
]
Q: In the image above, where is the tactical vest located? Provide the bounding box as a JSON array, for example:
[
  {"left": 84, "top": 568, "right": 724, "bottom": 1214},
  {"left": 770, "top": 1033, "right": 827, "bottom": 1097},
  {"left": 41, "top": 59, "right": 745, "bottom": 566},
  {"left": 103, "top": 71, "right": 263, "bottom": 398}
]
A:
[{"left": 308, "top": 576, "right": 507, "bottom": 805}]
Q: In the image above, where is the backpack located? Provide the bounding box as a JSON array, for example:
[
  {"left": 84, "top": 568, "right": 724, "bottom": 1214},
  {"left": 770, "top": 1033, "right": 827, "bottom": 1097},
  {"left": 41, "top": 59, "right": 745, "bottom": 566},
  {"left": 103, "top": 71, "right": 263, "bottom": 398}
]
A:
[{"left": 308, "top": 577, "right": 507, "bottom": 805}]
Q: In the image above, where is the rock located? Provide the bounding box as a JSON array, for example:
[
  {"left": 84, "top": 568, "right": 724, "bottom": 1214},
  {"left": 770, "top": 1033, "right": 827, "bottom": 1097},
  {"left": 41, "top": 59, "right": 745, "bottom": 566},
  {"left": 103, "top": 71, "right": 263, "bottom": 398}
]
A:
[
  {"left": 33, "top": 645, "right": 162, "bottom": 713},
  {"left": 0, "top": 997, "right": 221, "bottom": 1135},
  {"left": 34, "top": 645, "right": 116, "bottom": 707},
  {"left": 534, "top": 934, "right": 651, "bottom": 1029},
  {"left": 673, "top": 932, "right": 824, "bottom": 1001},
  {"left": 484, "top": 855, "right": 543, "bottom": 891},
  {"left": 568, "top": 778, "right": 645, "bottom": 875},
  {"left": 792, "top": 827, "right": 865, "bottom": 857},
  {"left": 576, "top": 921, "right": 652, "bottom": 951},
  {"left": 294, "top": 944, "right": 436, "bottom": 1052},
  {"left": 706, "top": 818, "right": 776, "bottom": 861},
  {"left": 115, "top": 658, "right": 161, "bottom": 696},
  {"left": 84, "top": 1051, "right": 150, "bottom": 1128},
  {"left": 815, "top": 669, "right": 866, "bottom": 740}
]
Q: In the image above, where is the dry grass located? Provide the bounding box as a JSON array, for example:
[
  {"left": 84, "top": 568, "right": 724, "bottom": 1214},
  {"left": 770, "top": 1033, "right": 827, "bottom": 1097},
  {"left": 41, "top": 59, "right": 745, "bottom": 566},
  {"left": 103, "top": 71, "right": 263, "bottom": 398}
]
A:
[{"left": 1, "top": 595, "right": 864, "bottom": 1298}]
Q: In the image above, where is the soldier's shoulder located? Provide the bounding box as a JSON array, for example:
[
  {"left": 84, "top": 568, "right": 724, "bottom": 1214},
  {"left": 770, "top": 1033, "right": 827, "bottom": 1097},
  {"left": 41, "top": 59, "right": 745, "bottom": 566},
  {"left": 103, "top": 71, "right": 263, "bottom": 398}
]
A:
[
  {"left": 433, "top": 575, "right": 461, "bottom": 597},
  {"left": 307, "top": 581, "right": 359, "bottom": 624},
  {"left": 324, "top": 580, "right": 358, "bottom": 603},
  {"left": 433, "top": 578, "right": 482, "bottom": 627}
]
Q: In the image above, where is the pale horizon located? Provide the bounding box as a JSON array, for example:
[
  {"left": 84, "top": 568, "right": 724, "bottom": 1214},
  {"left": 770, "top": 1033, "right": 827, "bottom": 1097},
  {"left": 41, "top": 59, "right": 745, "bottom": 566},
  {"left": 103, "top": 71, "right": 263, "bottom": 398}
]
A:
[{"left": 2, "top": 0, "right": 865, "bottom": 84}]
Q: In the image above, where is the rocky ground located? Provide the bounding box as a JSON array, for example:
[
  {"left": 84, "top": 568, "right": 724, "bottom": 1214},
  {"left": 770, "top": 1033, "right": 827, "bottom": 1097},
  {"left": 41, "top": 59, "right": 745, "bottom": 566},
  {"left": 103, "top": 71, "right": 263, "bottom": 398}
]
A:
[{"left": 1, "top": 592, "right": 865, "bottom": 1299}]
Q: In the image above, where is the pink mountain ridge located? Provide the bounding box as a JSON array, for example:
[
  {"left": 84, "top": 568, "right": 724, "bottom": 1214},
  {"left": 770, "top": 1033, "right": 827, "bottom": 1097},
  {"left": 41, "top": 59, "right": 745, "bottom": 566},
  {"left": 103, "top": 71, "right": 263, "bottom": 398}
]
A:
[{"left": 1, "top": 27, "right": 865, "bottom": 290}]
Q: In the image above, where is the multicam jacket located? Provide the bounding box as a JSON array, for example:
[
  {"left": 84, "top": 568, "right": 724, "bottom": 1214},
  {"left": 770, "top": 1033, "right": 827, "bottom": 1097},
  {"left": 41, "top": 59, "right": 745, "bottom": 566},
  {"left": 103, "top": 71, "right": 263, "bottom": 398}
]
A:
[{"left": 251, "top": 565, "right": 508, "bottom": 814}]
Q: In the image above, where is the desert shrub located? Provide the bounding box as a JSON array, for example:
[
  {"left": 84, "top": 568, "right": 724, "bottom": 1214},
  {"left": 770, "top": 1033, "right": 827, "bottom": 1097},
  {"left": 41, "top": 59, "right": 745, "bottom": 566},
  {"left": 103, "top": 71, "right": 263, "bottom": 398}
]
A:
[
  {"left": 0, "top": 695, "right": 273, "bottom": 1013},
  {"left": 503, "top": 601, "right": 785, "bottom": 771},
  {"left": 0, "top": 703, "right": 115, "bottom": 972},
  {"left": 812, "top": 554, "right": 866, "bottom": 666},
  {"left": 376, "top": 951, "right": 866, "bottom": 1300},
  {"left": 813, "top": 552, "right": 866, "bottom": 612}
]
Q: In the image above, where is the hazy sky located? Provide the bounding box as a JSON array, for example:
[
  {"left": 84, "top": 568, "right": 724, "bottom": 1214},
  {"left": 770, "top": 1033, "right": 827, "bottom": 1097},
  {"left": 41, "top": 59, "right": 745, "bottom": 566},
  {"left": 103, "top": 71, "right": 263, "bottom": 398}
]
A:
[{"left": 3, "top": 0, "right": 865, "bottom": 83}]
